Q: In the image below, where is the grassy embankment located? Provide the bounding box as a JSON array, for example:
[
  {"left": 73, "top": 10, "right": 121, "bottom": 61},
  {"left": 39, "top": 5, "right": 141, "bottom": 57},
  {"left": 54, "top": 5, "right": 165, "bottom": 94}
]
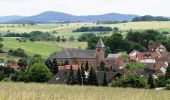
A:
[{"left": 0, "top": 82, "right": 169, "bottom": 100}]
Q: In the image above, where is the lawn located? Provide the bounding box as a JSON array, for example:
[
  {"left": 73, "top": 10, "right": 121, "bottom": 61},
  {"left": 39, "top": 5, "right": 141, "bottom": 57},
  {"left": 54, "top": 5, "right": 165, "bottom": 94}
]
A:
[
  {"left": 1, "top": 38, "right": 87, "bottom": 58},
  {"left": 0, "top": 82, "right": 169, "bottom": 100}
]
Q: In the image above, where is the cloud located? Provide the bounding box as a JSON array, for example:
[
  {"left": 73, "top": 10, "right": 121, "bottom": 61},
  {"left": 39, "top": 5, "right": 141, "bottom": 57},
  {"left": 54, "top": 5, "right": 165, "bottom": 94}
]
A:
[{"left": 0, "top": 0, "right": 169, "bottom": 16}]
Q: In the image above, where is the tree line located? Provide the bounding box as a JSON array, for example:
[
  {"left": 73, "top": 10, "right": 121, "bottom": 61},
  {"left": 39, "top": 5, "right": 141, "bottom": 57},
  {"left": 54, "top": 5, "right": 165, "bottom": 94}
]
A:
[
  {"left": 73, "top": 26, "right": 113, "bottom": 32},
  {"left": 132, "top": 15, "right": 170, "bottom": 22}
]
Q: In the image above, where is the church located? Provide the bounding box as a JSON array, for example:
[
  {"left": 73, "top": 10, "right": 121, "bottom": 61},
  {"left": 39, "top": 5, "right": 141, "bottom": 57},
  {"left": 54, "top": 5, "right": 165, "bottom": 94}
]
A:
[{"left": 50, "top": 37, "right": 105, "bottom": 68}]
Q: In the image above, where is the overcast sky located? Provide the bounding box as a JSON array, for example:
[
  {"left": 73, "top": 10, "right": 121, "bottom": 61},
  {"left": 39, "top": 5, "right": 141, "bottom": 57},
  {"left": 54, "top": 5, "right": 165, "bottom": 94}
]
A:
[{"left": 0, "top": 0, "right": 170, "bottom": 16}]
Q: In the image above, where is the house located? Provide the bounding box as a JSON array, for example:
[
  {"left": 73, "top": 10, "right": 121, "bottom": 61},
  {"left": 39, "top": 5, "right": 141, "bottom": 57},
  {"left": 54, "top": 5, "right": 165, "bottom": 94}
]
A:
[
  {"left": 7, "top": 62, "right": 20, "bottom": 70},
  {"left": 129, "top": 50, "right": 139, "bottom": 61},
  {"left": 0, "top": 61, "right": 5, "bottom": 67},
  {"left": 148, "top": 44, "right": 166, "bottom": 53},
  {"left": 96, "top": 71, "right": 122, "bottom": 85},
  {"left": 105, "top": 57, "right": 124, "bottom": 69},
  {"left": 50, "top": 37, "right": 105, "bottom": 68}
]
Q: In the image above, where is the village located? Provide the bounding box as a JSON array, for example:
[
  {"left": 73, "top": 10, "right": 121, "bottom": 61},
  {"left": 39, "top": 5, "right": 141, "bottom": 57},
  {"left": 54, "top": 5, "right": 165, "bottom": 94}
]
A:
[{"left": 46, "top": 37, "right": 170, "bottom": 85}]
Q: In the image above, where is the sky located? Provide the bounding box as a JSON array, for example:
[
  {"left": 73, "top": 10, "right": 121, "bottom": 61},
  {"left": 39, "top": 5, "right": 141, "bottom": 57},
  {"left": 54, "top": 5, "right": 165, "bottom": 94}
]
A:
[{"left": 0, "top": 0, "right": 170, "bottom": 16}]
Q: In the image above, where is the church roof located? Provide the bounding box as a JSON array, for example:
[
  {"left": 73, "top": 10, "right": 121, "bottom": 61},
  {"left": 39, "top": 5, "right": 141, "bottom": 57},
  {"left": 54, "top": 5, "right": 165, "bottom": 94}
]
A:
[
  {"left": 51, "top": 48, "right": 96, "bottom": 59},
  {"left": 95, "top": 37, "right": 105, "bottom": 48}
]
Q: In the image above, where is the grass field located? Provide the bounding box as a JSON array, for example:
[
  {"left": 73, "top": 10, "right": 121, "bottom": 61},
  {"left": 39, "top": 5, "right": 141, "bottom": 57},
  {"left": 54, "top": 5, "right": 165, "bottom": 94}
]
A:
[
  {"left": 1, "top": 38, "right": 87, "bottom": 58},
  {"left": 1, "top": 21, "right": 170, "bottom": 38},
  {"left": 0, "top": 82, "right": 170, "bottom": 100}
]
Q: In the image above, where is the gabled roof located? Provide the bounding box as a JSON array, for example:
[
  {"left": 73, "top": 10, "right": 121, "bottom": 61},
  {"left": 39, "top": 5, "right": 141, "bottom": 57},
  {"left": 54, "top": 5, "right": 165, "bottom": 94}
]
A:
[
  {"left": 95, "top": 37, "right": 105, "bottom": 48},
  {"left": 51, "top": 48, "right": 96, "bottom": 59}
]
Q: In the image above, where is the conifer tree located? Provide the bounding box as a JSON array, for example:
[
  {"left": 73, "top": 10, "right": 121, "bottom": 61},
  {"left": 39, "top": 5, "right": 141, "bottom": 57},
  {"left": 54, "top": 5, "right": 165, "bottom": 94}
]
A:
[
  {"left": 66, "top": 65, "right": 74, "bottom": 85},
  {"left": 98, "top": 60, "right": 105, "bottom": 71},
  {"left": 148, "top": 74, "right": 156, "bottom": 89},
  {"left": 81, "top": 64, "right": 86, "bottom": 85},
  {"left": 77, "top": 67, "right": 81, "bottom": 85},
  {"left": 85, "top": 61, "right": 89, "bottom": 71},
  {"left": 93, "top": 69, "right": 98, "bottom": 86},
  {"left": 165, "top": 63, "right": 170, "bottom": 80},
  {"left": 102, "top": 71, "right": 108, "bottom": 86},
  {"left": 88, "top": 67, "right": 94, "bottom": 85}
]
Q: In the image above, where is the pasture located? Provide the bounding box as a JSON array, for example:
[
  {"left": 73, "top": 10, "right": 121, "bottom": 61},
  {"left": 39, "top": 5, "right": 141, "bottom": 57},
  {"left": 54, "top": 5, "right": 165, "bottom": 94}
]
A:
[
  {"left": 1, "top": 38, "right": 87, "bottom": 58},
  {"left": 0, "top": 82, "right": 169, "bottom": 100}
]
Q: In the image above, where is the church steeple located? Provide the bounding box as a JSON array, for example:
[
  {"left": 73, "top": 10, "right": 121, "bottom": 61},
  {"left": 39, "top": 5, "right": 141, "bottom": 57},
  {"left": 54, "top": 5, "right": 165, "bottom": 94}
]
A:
[
  {"left": 96, "top": 37, "right": 105, "bottom": 48},
  {"left": 95, "top": 37, "right": 105, "bottom": 67}
]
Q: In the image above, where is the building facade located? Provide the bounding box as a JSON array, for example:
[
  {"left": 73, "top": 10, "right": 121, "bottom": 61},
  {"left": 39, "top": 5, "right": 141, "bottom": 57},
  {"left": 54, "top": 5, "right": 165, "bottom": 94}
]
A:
[{"left": 50, "top": 37, "right": 105, "bottom": 68}]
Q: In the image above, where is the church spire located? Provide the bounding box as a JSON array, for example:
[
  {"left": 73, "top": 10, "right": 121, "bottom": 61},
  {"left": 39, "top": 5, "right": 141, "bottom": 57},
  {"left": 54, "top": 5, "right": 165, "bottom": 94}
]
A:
[{"left": 95, "top": 37, "right": 105, "bottom": 48}]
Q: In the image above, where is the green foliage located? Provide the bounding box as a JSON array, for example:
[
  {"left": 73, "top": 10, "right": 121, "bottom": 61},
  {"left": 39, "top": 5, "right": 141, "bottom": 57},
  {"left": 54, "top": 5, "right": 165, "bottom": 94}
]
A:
[
  {"left": 155, "top": 76, "right": 167, "bottom": 87},
  {"left": 85, "top": 61, "right": 89, "bottom": 71},
  {"left": 11, "top": 71, "right": 27, "bottom": 82},
  {"left": 28, "top": 55, "right": 44, "bottom": 66},
  {"left": 78, "top": 33, "right": 96, "bottom": 42},
  {"left": 165, "top": 63, "right": 170, "bottom": 80},
  {"left": 66, "top": 65, "right": 75, "bottom": 85},
  {"left": 74, "top": 26, "right": 113, "bottom": 32},
  {"left": 69, "top": 35, "right": 75, "bottom": 41},
  {"left": 113, "top": 72, "right": 147, "bottom": 88},
  {"left": 18, "top": 57, "right": 27, "bottom": 70},
  {"left": 26, "top": 62, "right": 52, "bottom": 82},
  {"left": 102, "top": 72, "right": 108, "bottom": 86},
  {"left": 98, "top": 60, "right": 106, "bottom": 71},
  {"left": 148, "top": 74, "right": 156, "bottom": 89},
  {"left": 77, "top": 67, "right": 82, "bottom": 85},
  {"left": 81, "top": 64, "right": 86, "bottom": 85},
  {"left": 0, "top": 66, "right": 15, "bottom": 81},
  {"left": 126, "top": 30, "right": 166, "bottom": 49},
  {"left": 125, "top": 62, "right": 145, "bottom": 69},
  {"left": 8, "top": 48, "right": 28, "bottom": 58},
  {"left": 45, "top": 58, "right": 59, "bottom": 75},
  {"left": 88, "top": 67, "right": 98, "bottom": 86},
  {"left": 166, "top": 84, "right": 170, "bottom": 90},
  {"left": 132, "top": 15, "right": 170, "bottom": 22}
]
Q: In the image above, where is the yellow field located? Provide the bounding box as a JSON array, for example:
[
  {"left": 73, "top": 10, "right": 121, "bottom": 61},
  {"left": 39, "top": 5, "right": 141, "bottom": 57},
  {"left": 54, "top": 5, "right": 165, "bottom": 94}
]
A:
[{"left": 0, "top": 82, "right": 169, "bottom": 100}]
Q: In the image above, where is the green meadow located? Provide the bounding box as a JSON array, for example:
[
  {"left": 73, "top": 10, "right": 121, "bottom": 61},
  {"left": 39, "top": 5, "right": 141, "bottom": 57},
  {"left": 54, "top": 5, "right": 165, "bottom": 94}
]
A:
[{"left": 1, "top": 38, "right": 87, "bottom": 58}]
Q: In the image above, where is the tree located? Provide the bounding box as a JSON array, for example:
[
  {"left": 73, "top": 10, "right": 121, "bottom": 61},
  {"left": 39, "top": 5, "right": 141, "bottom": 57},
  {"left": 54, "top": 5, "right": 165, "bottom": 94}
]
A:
[
  {"left": 165, "top": 63, "right": 170, "bottom": 80},
  {"left": 69, "top": 36, "right": 75, "bottom": 41},
  {"left": 45, "top": 58, "right": 59, "bottom": 75},
  {"left": 26, "top": 62, "right": 52, "bottom": 82},
  {"left": 66, "top": 65, "right": 75, "bottom": 85},
  {"left": 18, "top": 57, "right": 27, "bottom": 70},
  {"left": 98, "top": 60, "right": 105, "bottom": 71},
  {"left": 102, "top": 71, "right": 108, "bottom": 86},
  {"left": 81, "top": 64, "right": 86, "bottom": 85},
  {"left": 78, "top": 33, "right": 96, "bottom": 42},
  {"left": 88, "top": 67, "right": 98, "bottom": 86},
  {"left": 148, "top": 74, "right": 156, "bottom": 89},
  {"left": 113, "top": 72, "right": 147, "bottom": 88},
  {"left": 85, "top": 61, "right": 89, "bottom": 71},
  {"left": 77, "top": 67, "right": 81, "bottom": 85}
]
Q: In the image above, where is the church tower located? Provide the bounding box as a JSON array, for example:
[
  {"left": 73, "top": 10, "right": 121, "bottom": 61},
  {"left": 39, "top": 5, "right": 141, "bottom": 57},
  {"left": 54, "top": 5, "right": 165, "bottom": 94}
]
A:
[{"left": 96, "top": 37, "right": 105, "bottom": 67}]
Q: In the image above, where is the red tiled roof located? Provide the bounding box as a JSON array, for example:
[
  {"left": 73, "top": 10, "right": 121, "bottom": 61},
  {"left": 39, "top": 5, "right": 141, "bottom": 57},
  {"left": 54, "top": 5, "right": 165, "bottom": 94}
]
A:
[
  {"left": 8, "top": 63, "right": 20, "bottom": 70},
  {"left": 148, "top": 44, "right": 161, "bottom": 52},
  {"left": 59, "top": 65, "right": 79, "bottom": 71}
]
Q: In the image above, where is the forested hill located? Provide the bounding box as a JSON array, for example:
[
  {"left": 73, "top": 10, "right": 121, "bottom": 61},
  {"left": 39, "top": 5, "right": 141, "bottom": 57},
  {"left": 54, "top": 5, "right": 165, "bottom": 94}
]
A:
[{"left": 132, "top": 15, "right": 170, "bottom": 22}]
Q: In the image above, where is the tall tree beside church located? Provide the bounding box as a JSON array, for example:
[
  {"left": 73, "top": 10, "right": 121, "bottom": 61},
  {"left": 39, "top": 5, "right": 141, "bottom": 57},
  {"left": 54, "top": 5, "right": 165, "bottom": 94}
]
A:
[
  {"left": 102, "top": 71, "right": 108, "bottom": 86},
  {"left": 85, "top": 61, "right": 89, "bottom": 71},
  {"left": 88, "top": 67, "right": 98, "bottom": 86},
  {"left": 81, "top": 64, "right": 86, "bottom": 85},
  {"left": 45, "top": 58, "right": 59, "bottom": 75},
  {"left": 66, "top": 65, "right": 75, "bottom": 85},
  {"left": 77, "top": 67, "right": 82, "bottom": 85},
  {"left": 98, "top": 60, "right": 105, "bottom": 71}
]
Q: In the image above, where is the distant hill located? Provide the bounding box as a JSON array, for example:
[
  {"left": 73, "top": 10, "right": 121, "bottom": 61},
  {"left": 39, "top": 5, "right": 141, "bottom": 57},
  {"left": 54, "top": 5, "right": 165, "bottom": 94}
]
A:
[
  {"left": 1, "top": 11, "right": 137, "bottom": 24},
  {"left": 132, "top": 15, "right": 170, "bottom": 22},
  {"left": 0, "top": 16, "right": 23, "bottom": 23}
]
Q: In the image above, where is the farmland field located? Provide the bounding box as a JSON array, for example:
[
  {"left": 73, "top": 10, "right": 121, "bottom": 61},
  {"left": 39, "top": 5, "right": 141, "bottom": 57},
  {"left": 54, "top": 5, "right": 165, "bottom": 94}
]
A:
[
  {"left": 0, "top": 82, "right": 169, "bottom": 100},
  {"left": 1, "top": 38, "right": 87, "bottom": 58},
  {"left": 1, "top": 21, "right": 170, "bottom": 38}
]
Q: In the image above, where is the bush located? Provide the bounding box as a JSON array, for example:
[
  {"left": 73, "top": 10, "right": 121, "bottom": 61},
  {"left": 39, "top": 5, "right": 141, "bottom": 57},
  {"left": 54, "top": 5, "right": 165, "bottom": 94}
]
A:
[
  {"left": 113, "top": 72, "right": 147, "bottom": 88},
  {"left": 166, "top": 84, "right": 170, "bottom": 90},
  {"left": 26, "top": 62, "right": 52, "bottom": 82},
  {"left": 125, "top": 62, "right": 145, "bottom": 69},
  {"left": 8, "top": 48, "right": 28, "bottom": 58}
]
